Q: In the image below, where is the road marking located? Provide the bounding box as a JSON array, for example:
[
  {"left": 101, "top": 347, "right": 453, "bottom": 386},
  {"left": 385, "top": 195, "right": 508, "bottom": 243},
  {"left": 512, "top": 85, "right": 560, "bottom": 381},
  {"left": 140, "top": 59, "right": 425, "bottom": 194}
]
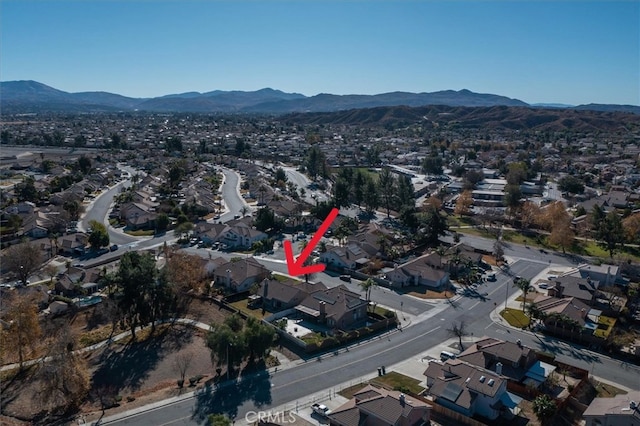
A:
[
  {"left": 272, "top": 326, "right": 442, "bottom": 391},
  {"left": 469, "top": 301, "right": 480, "bottom": 310},
  {"left": 157, "top": 415, "right": 192, "bottom": 425}
]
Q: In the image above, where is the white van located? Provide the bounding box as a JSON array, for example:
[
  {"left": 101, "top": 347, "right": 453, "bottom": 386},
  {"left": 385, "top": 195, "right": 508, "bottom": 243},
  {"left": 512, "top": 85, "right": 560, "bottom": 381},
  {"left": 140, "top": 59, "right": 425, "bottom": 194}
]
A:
[{"left": 440, "top": 351, "right": 456, "bottom": 361}]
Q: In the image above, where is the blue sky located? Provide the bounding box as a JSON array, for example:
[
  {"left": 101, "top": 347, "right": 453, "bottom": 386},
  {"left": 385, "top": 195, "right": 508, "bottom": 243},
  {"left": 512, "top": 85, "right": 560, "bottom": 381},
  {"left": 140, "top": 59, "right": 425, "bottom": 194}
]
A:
[{"left": 1, "top": 1, "right": 638, "bottom": 105}]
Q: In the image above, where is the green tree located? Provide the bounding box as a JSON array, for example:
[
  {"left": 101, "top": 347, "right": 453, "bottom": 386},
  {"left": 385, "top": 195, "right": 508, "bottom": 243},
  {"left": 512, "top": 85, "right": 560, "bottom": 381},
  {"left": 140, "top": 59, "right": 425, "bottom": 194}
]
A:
[
  {"left": 305, "top": 145, "right": 328, "bottom": 179},
  {"left": 417, "top": 206, "right": 449, "bottom": 246},
  {"left": 351, "top": 170, "right": 365, "bottom": 207},
  {"left": 558, "top": 175, "right": 584, "bottom": 195},
  {"left": 254, "top": 206, "right": 277, "bottom": 232},
  {"left": 363, "top": 178, "right": 379, "bottom": 213},
  {"left": 88, "top": 219, "right": 110, "bottom": 249},
  {"left": 274, "top": 167, "right": 287, "bottom": 183},
  {"left": 77, "top": 155, "right": 92, "bottom": 175},
  {"left": 513, "top": 276, "right": 534, "bottom": 313},
  {"left": 378, "top": 167, "right": 395, "bottom": 218},
  {"left": 597, "top": 211, "right": 625, "bottom": 258},
  {"left": 16, "top": 177, "right": 38, "bottom": 202},
  {"left": 332, "top": 178, "right": 351, "bottom": 208},
  {"left": 396, "top": 175, "right": 415, "bottom": 212},
  {"left": 63, "top": 198, "right": 83, "bottom": 221},
  {"left": 532, "top": 394, "right": 557, "bottom": 423},
  {"left": 156, "top": 213, "right": 170, "bottom": 231},
  {"left": 421, "top": 156, "right": 443, "bottom": 175},
  {"left": 244, "top": 316, "right": 276, "bottom": 362},
  {"left": 208, "top": 413, "right": 231, "bottom": 426},
  {"left": 116, "top": 251, "right": 159, "bottom": 340}
]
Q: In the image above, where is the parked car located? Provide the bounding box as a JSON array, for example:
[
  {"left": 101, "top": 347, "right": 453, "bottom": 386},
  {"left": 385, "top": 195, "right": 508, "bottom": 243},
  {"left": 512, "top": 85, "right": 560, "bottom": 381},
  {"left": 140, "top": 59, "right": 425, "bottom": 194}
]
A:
[
  {"left": 311, "top": 403, "right": 330, "bottom": 417},
  {"left": 110, "top": 244, "right": 119, "bottom": 252},
  {"left": 339, "top": 275, "right": 351, "bottom": 282}
]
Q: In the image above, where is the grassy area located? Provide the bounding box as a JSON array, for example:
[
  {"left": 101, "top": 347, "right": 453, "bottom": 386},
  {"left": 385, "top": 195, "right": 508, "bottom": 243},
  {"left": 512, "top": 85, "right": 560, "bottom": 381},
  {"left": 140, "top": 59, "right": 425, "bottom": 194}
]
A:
[
  {"left": 371, "top": 371, "right": 425, "bottom": 395},
  {"left": 500, "top": 308, "right": 530, "bottom": 328},
  {"left": 407, "top": 287, "right": 455, "bottom": 299},
  {"left": 125, "top": 229, "right": 155, "bottom": 236},
  {"left": 229, "top": 299, "right": 270, "bottom": 319},
  {"left": 593, "top": 316, "right": 616, "bottom": 339},
  {"left": 352, "top": 167, "right": 379, "bottom": 182},
  {"left": 593, "top": 379, "right": 628, "bottom": 397},
  {"left": 78, "top": 325, "right": 117, "bottom": 348},
  {"left": 371, "top": 305, "right": 397, "bottom": 319},
  {"left": 337, "top": 372, "right": 425, "bottom": 399}
]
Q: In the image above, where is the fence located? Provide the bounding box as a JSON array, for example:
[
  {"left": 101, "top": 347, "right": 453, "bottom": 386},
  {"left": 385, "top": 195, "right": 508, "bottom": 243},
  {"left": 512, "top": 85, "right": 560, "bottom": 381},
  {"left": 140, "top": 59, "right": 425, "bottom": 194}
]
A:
[{"left": 429, "top": 401, "right": 488, "bottom": 426}]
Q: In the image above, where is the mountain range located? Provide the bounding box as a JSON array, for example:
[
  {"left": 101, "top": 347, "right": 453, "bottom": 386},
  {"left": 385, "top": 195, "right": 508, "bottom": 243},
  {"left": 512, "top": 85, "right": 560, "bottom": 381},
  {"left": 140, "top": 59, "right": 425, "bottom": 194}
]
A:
[{"left": 3, "top": 80, "right": 638, "bottom": 115}]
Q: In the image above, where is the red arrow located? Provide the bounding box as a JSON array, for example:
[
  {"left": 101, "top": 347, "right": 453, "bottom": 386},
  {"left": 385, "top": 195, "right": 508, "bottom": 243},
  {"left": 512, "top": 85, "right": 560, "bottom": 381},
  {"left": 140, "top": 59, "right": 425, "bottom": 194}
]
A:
[{"left": 284, "top": 207, "right": 339, "bottom": 277}]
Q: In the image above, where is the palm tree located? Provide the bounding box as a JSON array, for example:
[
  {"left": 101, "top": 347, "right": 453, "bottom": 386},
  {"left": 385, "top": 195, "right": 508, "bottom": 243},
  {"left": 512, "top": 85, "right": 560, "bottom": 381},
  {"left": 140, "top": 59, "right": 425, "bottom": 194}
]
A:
[
  {"left": 359, "top": 278, "right": 377, "bottom": 311},
  {"left": 513, "top": 277, "right": 534, "bottom": 313}
]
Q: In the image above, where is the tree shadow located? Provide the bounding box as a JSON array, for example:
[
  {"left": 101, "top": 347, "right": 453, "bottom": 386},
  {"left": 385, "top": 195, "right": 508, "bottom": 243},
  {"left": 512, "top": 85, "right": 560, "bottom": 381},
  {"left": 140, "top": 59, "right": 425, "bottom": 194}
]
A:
[
  {"left": 91, "top": 326, "right": 193, "bottom": 394},
  {"left": 191, "top": 369, "right": 272, "bottom": 422}
]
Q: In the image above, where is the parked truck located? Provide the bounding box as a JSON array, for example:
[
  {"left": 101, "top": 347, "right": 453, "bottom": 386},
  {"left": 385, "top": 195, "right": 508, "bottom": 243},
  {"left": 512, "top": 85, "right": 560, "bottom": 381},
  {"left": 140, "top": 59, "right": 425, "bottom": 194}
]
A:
[{"left": 311, "top": 403, "right": 330, "bottom": 417}]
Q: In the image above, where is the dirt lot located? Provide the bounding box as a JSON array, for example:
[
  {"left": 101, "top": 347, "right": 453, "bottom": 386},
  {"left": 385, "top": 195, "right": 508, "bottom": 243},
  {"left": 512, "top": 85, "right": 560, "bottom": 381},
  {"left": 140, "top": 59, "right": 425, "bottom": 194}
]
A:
[{"left": 1, "top": 295, "right": 300, "bottom": 425}]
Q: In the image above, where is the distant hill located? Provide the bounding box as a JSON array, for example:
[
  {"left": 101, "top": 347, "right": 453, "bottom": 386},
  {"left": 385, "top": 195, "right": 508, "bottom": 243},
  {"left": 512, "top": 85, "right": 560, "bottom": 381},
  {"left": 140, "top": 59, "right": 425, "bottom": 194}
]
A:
[
  {"left": 281, "top": 104, "right": 640, "bottom": 132},
  {"left": 1, "top": 80, "right": 638, "bottom": 115}
]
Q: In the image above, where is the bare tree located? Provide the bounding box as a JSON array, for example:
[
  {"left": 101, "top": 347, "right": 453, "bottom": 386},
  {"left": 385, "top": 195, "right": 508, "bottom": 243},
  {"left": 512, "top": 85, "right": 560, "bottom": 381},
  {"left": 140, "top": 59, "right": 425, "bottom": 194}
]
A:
[
  {"left": 173, "top": 350, "right": 194, "bottom": 387},
  {"left": 3, "top": 241, "right": 42, "bottom": 285},
  {"left": 447, "top": 321, "right": 469, "bottom": 351},
  {"left": 4, "top": 293, "right": 42, "bottom": 367},
  {"left": 37, "top": 328, "right": 90, "bottom": 411}
]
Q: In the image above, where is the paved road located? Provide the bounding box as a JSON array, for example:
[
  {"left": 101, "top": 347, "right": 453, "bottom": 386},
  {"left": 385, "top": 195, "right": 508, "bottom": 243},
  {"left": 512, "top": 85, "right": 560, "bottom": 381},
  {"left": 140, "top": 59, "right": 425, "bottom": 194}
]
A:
[
  {"left": 76, "top": 166, "right": 637, "bottom": 425},
  {"left": 100, "top": 257, "right": 639, "bottom": 426}
]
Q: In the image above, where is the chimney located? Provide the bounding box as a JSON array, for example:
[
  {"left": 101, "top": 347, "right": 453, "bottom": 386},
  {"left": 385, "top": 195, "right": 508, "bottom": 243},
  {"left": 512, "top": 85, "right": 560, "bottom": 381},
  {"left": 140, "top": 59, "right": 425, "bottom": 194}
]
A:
[
  {"left": 495, "top": 362, "right": 503, "bottom": 375},
  {"left": 399, "top": 393, "right": 405, "bottom": 406},
  {"left": 517, "top": 339, "right": 522, "bottom": 348},
  {"left": 606, "top": 266, "right": 611, "bottom": 286},
  {"left": 226, "top": 269, "right": 231, "bottom": 286},
  {"left": 264, "top": 280, "right": 269, "bottom": 299},
  {"left": 319, "top": 301, "right": 326, "bottom": 319}
]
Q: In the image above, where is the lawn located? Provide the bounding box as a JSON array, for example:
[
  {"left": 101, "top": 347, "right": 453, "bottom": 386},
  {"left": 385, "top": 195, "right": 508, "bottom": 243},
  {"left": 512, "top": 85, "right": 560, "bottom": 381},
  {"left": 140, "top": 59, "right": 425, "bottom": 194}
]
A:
[
  {"left": 337, "top": 372, "right": 425, "bottom": 399},
  {"left": 229, "top": 299, "right": 270, "bottom": 320},
  {"left": 371, "top": 371, "right": 425, "bottom": 395},
  {"left": 407, "top": 287, "right": 455, "bottom": 299},
  {"left": 125, "top": 229, "right": 155, "bottom": 236},
  {"left": 592, "top": 378, "right": 628, "bottom": 397},
  {"left": 500, "top": 308, "right": 530, "bottom": 328}
]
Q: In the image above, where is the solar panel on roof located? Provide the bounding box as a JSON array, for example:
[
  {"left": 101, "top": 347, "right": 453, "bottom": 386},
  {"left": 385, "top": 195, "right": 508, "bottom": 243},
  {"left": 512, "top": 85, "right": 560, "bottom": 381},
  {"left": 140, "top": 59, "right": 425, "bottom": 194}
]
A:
[{"left": 441, "top": 383, "right": 463, "bottom": 402}]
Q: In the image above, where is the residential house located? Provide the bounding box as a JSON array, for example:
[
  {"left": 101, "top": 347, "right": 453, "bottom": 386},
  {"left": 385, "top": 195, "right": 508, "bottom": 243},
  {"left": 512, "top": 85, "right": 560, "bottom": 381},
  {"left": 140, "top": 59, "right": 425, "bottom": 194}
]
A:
[
  {"left": 55, "top": 268, "right": 86, "bottom": 297},
  {"left": 566, "top": 264, "right": 627, "bottom": 287},
  {"left": 319, "top": 244, "right": 367, "bottom": 271},
  {"left": 328, "top": 384, "right": 431, "bottom": 426},
  {"left": 119, "top": 202, "right": 157, "bottom": 230},
  {"left": 423, "top": 359, "right": 519, "bottom": 420},
  {"left": 295, "top": 284, "right": 368, "bottom": 330},
  {"left": 456, "top": 337, "right": 538, "bottom": 383},
  {"left": 220, "top": 222, "right": 267, "bottom": 249},
  {"left": 583, "top": 391, "right": 640, "bottom": 426},
  {"left": 58, "top": 233, "right": 88, "bottom": 256},
  {"left": 548, "top": 275, "right": 600, "bottom": 306},
  {"left": 214, "top": 257, "right": 269, "bottom": 293},
  {"left": 22, "top": 211, "right": 50, "bottom": 238},
  {"left": 385, "top": 253, "right": 449, "bottom": 289},
  {"left": 256, "top": 278, "right": 327, "bottom": 311}
]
